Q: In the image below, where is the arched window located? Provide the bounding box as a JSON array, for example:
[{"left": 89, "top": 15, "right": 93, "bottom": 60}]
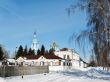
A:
[
  {"left": 67, "top": 55, "right": 70, "bottom": 60},
  {"left": 63, "top": 62, "right": 65, "bottom": 66},
  {"left": 50, "top": 61, "right": 53, "bottom": 66},
  {"left": 40, "top": 61, "right": 44, "bottom": 66}
]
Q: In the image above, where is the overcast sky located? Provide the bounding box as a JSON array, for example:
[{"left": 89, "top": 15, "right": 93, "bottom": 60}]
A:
[{"left": 0, "top": 0, "right": 89, "bottom": 60}]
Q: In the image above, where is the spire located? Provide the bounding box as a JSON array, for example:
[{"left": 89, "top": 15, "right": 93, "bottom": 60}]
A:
[
  {"left": 33, "top": 32, "right": 37, "bottom": 38},
  {"left": 31, "top": 31, "right": 39, "bottom": 54},
  {"left": 34, "top": 31, "right": 36, "bottom": 35}
]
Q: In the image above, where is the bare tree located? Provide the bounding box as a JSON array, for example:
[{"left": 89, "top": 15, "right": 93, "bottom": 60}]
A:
[{"left": 69, "top": 0, "right": 110, "bottom": 69}]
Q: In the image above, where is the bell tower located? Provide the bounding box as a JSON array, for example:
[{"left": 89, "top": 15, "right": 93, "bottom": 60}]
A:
[
  {"left": 50, "top": 41, "right": 58, "bottom": 51},
  {"left": 31, "top": 32, "right": 39, "bottom": 54}
]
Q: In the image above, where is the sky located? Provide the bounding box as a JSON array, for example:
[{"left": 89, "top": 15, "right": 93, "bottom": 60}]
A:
[{"left": 0, "top": 0, "right": 89, "bottom": 60}]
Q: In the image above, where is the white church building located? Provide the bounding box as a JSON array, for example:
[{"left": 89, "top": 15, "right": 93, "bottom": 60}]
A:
[{"left": 4, "top": 32, "right": 87, "bottom": 71}]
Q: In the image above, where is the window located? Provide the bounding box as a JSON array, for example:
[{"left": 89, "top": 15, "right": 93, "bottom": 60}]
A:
[
  {"left": 32, "top": 61, "right": 34, "bottom": 65},
  {"left": 63, "top": 62, "right": 65, "bottom": 66},
  {"left": 63, "top": 55, "right": 66, "bottom": 59},
  {"left": 67, "top": 55, "right": 70, "bottom": 60},
  {"left": 40, "top": 61, "right": 44, "bottom": 66},
  {"left": 50, "top": 61, "right": 53, "bottom": 66},
  {"left": 59, "top": 60, "right": 61, "bottom": 65}
]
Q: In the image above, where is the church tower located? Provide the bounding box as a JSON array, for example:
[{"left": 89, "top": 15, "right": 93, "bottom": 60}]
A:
[
  {"left": 31, "top": 32, "right": 39, "bottom": 54},
  {"left": 50, "top": 41, "right": 58, "bottom": 51}
]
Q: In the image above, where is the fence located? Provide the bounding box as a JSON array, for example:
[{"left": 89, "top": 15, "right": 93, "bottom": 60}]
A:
[{"left": 0, "top": 66, "right": 49, "bottom": 77}]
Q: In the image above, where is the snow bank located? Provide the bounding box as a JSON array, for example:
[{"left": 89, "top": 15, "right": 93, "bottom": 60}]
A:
[
  {"left": 0, "top": 77, "right": 6, "bottom": 82},
  {"left": 62, "top": 67, "right": 110, "bottom": 80},
  {"left": 1, "top": 67, "right": 110, "bottom": 82},
  {"left": 85, "top": 68, "right": 110, "bottom": 80}
]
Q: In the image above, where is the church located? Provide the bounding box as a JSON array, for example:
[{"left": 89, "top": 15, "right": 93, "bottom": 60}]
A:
[
  {"left": 17, "top": 32, "right": 87, "bottom": 68},
  {"left": 6, "top": 32, "right": 87, "bottom": 71}
]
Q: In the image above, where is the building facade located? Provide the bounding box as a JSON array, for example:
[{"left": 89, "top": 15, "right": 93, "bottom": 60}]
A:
[
  {"left": 1, "top": 46, "right": 87, "bottom": 72},
  {"left": 54, "top": 48, "right": 80, "bottom": 68}
]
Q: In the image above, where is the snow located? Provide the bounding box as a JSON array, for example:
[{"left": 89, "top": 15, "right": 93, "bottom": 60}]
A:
[
  {"left": 0, "top": 78, "right": 6, "bottom": 82},
  {"left": 0, "top": 67, "right": 110, "bottom": 82},
  {"left": 7, "top": 59, "right": 15, "bottom": 63}
]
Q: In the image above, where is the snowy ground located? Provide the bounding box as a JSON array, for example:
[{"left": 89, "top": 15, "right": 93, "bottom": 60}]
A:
[{"left": 0, "top": 67, "right": 110, "bottom": 82}]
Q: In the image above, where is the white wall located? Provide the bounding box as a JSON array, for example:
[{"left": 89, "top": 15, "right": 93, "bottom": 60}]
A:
[
  {"left": 49, "top": 66, "right": 71, "bottom": 72},
  {"left": 72, "top": 60, "right": 80, "bottom": 67},
  {"left": 55, "top": 51, "right": 73, "bottom": 59},
  {"left": 54, "top": 49, "right": 80, "bottom": 67},
  {"left": 54, "top": 50, "right": 80, "bottom": 61}
]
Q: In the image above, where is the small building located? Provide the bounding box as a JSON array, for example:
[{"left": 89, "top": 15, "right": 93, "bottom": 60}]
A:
[
  {"left": 35, "top": 55, "right": 62, "bottom": 66},
  {"left": 17, "top": 55, "right": 63, "bottom": 66},
  {"left": 7, "top": 59, "right": 16, "bottom": 66},
  {"left": 16, "top": 57, "right": 24, "bottom": 66}
]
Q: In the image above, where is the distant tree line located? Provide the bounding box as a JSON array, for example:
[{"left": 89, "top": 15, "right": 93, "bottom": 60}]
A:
[
  {"left": 15, "top": 45, "right": 34, "bottom": 59},
  {"left": 15, "top": 45, "right": 55, "bottom": 59}
]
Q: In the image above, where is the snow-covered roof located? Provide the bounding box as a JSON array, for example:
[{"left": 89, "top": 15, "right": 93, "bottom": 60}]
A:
[
  {"left": 16, "top": 57, "right": 24, "bottom": 62},
  {"left": 7, "top": 59, "right": 16, "bottom": 63}
]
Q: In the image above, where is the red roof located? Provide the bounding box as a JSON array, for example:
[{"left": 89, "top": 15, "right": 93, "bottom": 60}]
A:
[
  {"left": 26, "top": 55, "right": 40, "bottom": 60},
  {"left": 43, "top": 55, "right": 62, "bottom": 59},
  {"left": 26, "top": 55, "right": 62, "bottom": 60}
]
